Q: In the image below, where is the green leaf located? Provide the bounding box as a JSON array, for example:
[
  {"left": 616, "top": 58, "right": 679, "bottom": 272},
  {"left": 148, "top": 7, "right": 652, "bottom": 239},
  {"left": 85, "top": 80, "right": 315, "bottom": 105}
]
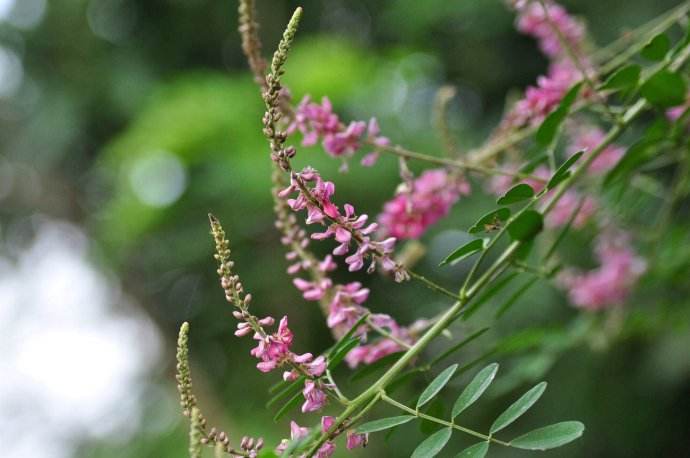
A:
[
  {"left": 266, "top": 375, "right": 305, "bottom": 408},
  {"left": 469, "top": 208, "right": 511, "bottom": 234},
  {"left": 510, "top": 421, "right": 585, "bottom": 450},
  {"left": 640, "top": 33, "right": 671, "bottom": 61},
  {"left": 603, "top": 140, "right": 654, "bottom": 187},
  {"left": 495, "top": 276, "right": 539, "bottom": 319},
  {"left": 327, "top": 336, "right": 360, "bottom": 369},
  {"left": 440, "top": 238, "right": 487, "bottom": 266},
  {"left": 350, "top": 352, "right": 402, "bottom": 382},
  {"left": 417, "top": 364, "right": 459, "bottom": 409},
  {"left": 456, "top": 441, "right": 489, "bottom": 458},
  {"left": 602, "top": 64, "right": 640, "bottom": 92},
  {"left": 640, "top": 70, "right": 687, "bottom": 107},
  {"left": 329, "top": 313, "right": 369, "bottom": 356},
  {"left": 355, "top": 415, "right": 415, "bottom": 434},
  {"left": 273, "top": 390, "right": 304, "bottom": 422},
  {"left": 452, "top": 363, "right": 499, "bottom": 419},
  {"left": 463, "top": 273, "right": 519, "bottom": 320},
  {"left": 547, "top": 151, "right": 584, "bottom": 190},
  {"left": 536, "top": 82, "right": 582, "bottom": 147},
  {"left": 490, "top": 382, "right": 547, "bottom": 433},
  {"left": 411, "top": 427, "right": 452, "bottom": 458},
  {"left": 497, "top": 183, "right": 535, "bottom": 205},
  {"left": 507, "top": 210, "right": 543, "bottom": 242}
]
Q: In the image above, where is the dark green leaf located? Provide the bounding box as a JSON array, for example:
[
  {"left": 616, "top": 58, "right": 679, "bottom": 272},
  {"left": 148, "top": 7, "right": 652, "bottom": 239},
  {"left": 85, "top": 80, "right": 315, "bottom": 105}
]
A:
[
  {"left": 463, "top": 273, "right": 519, "bottom": 320},
  {"left": 602, "top": 64, "right": 640, "bottom": 92},
  {"left": 547, "top": 151, "right": 584, "bottom": 190},
  {"left": 355, "top": 415, "right": 415, "bottom": 434},
  {"left": 267, "top": 375, "right": 305, "bottom": 408},
  {"left": 456, "top": 441, "right": 489, "bottom": 458},
  {"left": 328, "top": 336, "right": 360, "bottom": 369},
  {"left": 417, "top": 364, "right": 459, "bottom": 409},
  {"left": 495, "top": 276, "right": 539, "bottom": 319},
  {"left": 411, "top": 427, "right": 452, "bottom": 458},
  {"left": 469, "top": 208, "right": 511, "bottom": 234},
  {"left": 350, "top": 352, "right": 403, "bottom": 382},
  {"left": 536, "top": 82, "right": 582, "bottom": 147},
  {"left": 429, "top": 328, "right": 490, "bottom": 367},
  {"left": 507, "top": 210, "right": 543, "bottom": 242},
  {"left": 452, "top": 363, "right": 499, "bottom": 419},
  {"left": 640, "top": 69, "right": 687, "bottom": 107},
  {"left": 328, "top": 313, "right": 369, "bottom": 356},
  {"left": 440, "top": 238, "right": 487, "bottom": 266},
  {"left": 640, "top": 33, "right": 671, "bottom": 60},
  {"left": 603, "top": 140, "right": 654, "bottom": 187},
  {"left": 510, "top": 421, "right": 585, "bottom": 450},
  {"left": 497, "top": 183, "right": 535, "bottom": 205},
  {"left": 273, "top": 390, "right": 304, "bottom": 422},
  {"left": 490, "top": 382, "right": 548, "bottom": 433}
]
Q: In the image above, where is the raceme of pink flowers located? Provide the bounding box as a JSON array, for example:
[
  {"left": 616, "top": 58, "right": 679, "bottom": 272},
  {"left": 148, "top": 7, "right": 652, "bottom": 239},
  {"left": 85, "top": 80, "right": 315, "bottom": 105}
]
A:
[
  {"left": 514, "top": 0, "right": 585, "bottom": 59},
  {"left": 378, "top": 168, "right": 471, "bottom": 239},
  {"left": 289, "top": 95, "right": 390, "bottom": 162},
  {"left": 557, "top": 231, "right": 647, "bottom": 310}
]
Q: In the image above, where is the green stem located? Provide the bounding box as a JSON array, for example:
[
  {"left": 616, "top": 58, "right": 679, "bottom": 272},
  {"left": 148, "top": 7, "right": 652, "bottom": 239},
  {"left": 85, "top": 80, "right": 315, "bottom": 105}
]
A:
[{"left": 380, "top": 392, "right": 510, "bottom": 447}]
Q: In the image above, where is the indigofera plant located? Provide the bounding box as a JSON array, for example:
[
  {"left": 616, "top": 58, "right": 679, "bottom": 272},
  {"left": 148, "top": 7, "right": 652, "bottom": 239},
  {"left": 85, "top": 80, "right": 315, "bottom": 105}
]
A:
[{"left": 175, "top": 0, "right": 690, "bottom": 456}]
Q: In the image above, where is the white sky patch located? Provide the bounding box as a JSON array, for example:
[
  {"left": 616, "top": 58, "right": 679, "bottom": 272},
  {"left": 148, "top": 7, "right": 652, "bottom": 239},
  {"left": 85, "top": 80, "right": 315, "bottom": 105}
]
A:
[{"left": 0, "top": 220, "right": 164, "bottom": 458}]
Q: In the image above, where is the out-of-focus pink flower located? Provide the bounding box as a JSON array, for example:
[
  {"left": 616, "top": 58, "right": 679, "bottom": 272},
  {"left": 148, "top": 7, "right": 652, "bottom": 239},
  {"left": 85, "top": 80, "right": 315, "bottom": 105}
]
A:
[
  {"left": 558, "top": 231, "right": 646, "bottom": 310},
  {"left": 568, "top": 125, "right": 624, "bottom": 174},
  {"left": 327, "top": 282, "right": 370, "bottom": 336},
  {"left": 321, "top": 416, "right": 335, "bottom": 433},
  {"left": 487, "top": 166, "right": 549, "bottom": 197},
  {"left": 346, "top": 430, "right": 369, "bottom": 450},
  {"left": 290, "top": 96, "right": 390, "bottom": 160},
  {"left": 275, "top": 421, "right": 310, "bottom": 455},
  {"left": 378, "top": 169, "right": 470, "bottom": 239},
  {"left": 504, "top": 62, "right": 580, "bottom": 128},
  {"left": 315, "top": 441, "right": 336, "bottom": 458},
  {"left": 514, "top": 0, "right": 585, "bottom": 58},
  {"left": 302, "top": 380, "right": 328, "bottom": 413},
  {"left": 345, "top": 314, "right": 414, "bottom": 368},
  {"left": 546, "top": 190, "right": 597, "bottom": 229},
  {"left": 666, "top": 94, "right": 690, "bottom": 121}
]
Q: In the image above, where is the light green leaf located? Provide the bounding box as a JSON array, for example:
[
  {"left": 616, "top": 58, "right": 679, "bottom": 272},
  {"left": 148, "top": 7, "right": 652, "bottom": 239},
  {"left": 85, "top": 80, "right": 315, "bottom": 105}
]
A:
[
  {"left": 273, "top": 390, "right": 304, "bottom": 422},
  {"left": 455, "top": 441, "right": 489, "bottom": 458},
  {"left": 468, "top": 208, "right": 511, "bottom": 234},
  {"left": 547, "top": 151, "right": 584, "bottom": 190},
  {"left": 510, "top": 421, "right": 585, "bottom": 450},
  {"left": 490, "top": 382, "right": 547, "bottom": 433},
  {"left": 497, "top": 183, "right": 535, "bottom": 205},
  {"left": 640, "top": 69, "right": 687, "bottom": 107},
  {"left": 440, "top": 239, "right": 487, "bottom": 266},
  {"left": 417, "top": 364, "right": 459, "bottom": 409},
  {"left": 536, "top": 82, "right": 582, "bottom": 147},
  {"left": 452, "top": 363, "right": 499, "bottom": 419},
  {"left": 411, "top": 427, "right": 452, "bottom": 458},
  {"left": 602, "top": 64, "right": 640, "bottom": 92},
  {"left": 506, "top": 210, "right": 543, "bottom": 242},
  {"left": 355, "top": 416, "right": 415, "bottom": 434},
  {"left": 640, "top": 33, "right": 671, "bottom": 61}
]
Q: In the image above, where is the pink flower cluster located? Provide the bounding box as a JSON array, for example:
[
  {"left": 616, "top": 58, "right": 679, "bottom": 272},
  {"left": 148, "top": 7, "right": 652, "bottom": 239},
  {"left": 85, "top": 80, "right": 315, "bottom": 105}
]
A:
[
  {"left": 503, "top": 1, "right": 590, "bottom": 128},
  {"left": 234, "top": 313, "right": 330, "bottom": 413},
  {"left": 558, "top": 231, "right": 646, "bottom": 310},
  {"left": 279, "top": 167, "right": 405, "bottom": 279},
  {"left": 378, "top": 168, "right": 471, "bottom": 239},
  {"left": 276, "top": 417, "right": 368, "bottom": 457},
  {"left": 514, "top": 0, "right": 585, "bottom": 58},
  {"left": 289, "top": 96, "right": 390, "bottom": 164},
  {"left": 345, "top": 314, "right": 414, "bottom": 367}
]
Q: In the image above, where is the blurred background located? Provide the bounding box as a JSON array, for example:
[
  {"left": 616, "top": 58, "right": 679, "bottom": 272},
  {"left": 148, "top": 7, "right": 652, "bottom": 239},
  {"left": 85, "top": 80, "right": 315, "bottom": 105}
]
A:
[{"left": 1, "top": 0, "right": 689, "bottom": 457}]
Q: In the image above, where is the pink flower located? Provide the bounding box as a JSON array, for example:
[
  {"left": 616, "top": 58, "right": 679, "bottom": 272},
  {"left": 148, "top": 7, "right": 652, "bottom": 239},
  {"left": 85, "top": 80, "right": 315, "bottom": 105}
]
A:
[
  {"left": 275, "top": 421, "right": 310, "bottom": 455},
  {"left": 302, "top": 380, "right": 328, "bottom": 413},
  {"left": 546, "top": 190, "right": 597, "bottom": 229},
  {"left": 345, "top": 314, "right": 414, "bottom": 368},
  {"left": 558, "top": 231, "right": 646, "bottom": 310},
  {"left": 321, "top": 416, "right": 335, "bottom": 432},
  {"left": 327, "top": 282, "right": 370, "bottom": 336},
  {"left": 250, "top": 316, "right": 293, "bottom": 373},
  {"left": 378, "top": 169, "right": 470, "bottom": 239},
  {"left": 514, "top": 1, "right": 585, "bottom": 59},
  {"left": 315, "top": 441, "right": 336, "bottom": 458},
  {"left": 666, "top": 93, "right": 690, "bottom": 121},
  {"left": 346, "top": 430, "right": 369, "bottom": 450},
  {"left": 568, "top": 125, "right": 624, "bottom": 174},
  {"left": 323, "top": 121, "right": 367, "bottom": 156}
]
